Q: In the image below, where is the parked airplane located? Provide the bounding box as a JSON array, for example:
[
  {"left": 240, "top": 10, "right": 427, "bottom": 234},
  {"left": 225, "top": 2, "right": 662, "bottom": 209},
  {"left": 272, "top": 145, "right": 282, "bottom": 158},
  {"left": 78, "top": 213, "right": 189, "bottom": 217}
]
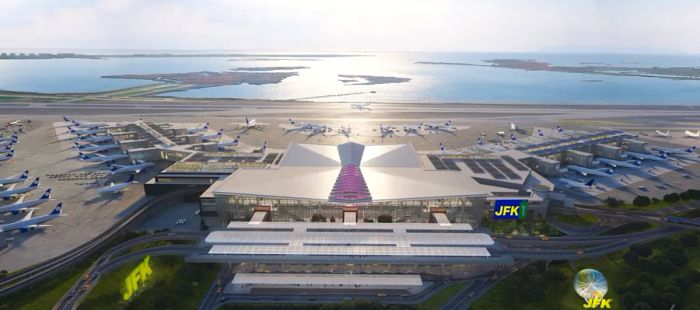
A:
[
  {"left": 260, "top": 141, "right": 267, "bottom": 154},
  {"left": 0, "top": 177, "right": 40, "bottom": 200},
  {"left": 187, "top": 122, "right": 209, "bottom": 134},
  {"left": 423, "top": 120, "right": 455, "bottom": 132},
  {"left": 403, "top": 124, "right": 422, "bottom": 135},
  {"left": 0, "top": 188, "right": 51, "bottom": 214},
  {"left": 685, "top": 130, "right": 700, "bottom": 138},
  {"left": 63, "top": 116, "right": 108, "bottom": 127},
  {"left": 373, "top": 124, "right": 395, "bottom": 138},
  {"left": 439, "top": 142, "right": 463, "bottom": 154},
  {"left": 597, "top": 158, "right": 642, "bottom": 169},
  {"left": 655, "top": 130, "right": 671, "bottom": 137},
  {"left": 477, "top": 137, "right": 484, "bottom": 146},
  {"left": 567, "top": 165, "right": 615, "bottom": 177},
  {"left": 67, "top": 127, "right": 106, "bottom": 136},
  {"left": 509, "top": 123, "right": 518, "bottom": 131},
  {"left": 0, "top": 150, "right": 15, "bottom": 162},
  {"left": 0, "top": 138, "right": 17, "bottom": 147},
  {"left": 510, "top": 133, "right": 517, "bottom": 141},
  {"left": 78, "top": 151, "right": 128, "bottom": 163},
  {"left": 625, "top": 151, "right": 668, "bottom": 161},
  {"left": 351, "top": 103, "right": 372, "bottom": 111},
  {"left": 74, "top": 143, "right": 120, "bottom": 153},
  {"left": 336, "top": 126, "right": 352, "bottom": 137},
  {"left": 559, "top": 178, "right": 595, "bottom": 190},
  {"left": 75, "top": 135, "right": 113, "bottom": 143},
  {"left": 0, "top": 134, "right": 17, "bottom": 142},
  {"left": 0, "top": 202, "right": 64, "bottom": 233},
  {"left": 234, "top": 117, "right": 266, "bottom": 131},
  {"left": 0, "top": 170, "right": 29, "bottom": 187},
  {"left": 201, "top": 129, "right": 224, "bottom": 142},
  {"left": 537, "top": 129, "right": 545, "bottom": 137},
  {"left": 98, "top": 175, "right": 137, "bottom": 194},
  {"left": 217, "top": 135, "right": 241, "bottom": 150},
  {"left": 108, "top": 161, "right": 154, "bottom": 175},
  {"left": 650, "top": 145, "right": 696, "bottom": 155}
]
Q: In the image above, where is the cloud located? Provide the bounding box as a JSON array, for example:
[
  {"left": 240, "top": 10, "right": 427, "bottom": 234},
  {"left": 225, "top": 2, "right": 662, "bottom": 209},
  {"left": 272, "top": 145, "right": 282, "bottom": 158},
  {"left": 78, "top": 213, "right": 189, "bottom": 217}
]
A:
[{"left": 0, "top": 0, "right": 699, "bottom": 53}]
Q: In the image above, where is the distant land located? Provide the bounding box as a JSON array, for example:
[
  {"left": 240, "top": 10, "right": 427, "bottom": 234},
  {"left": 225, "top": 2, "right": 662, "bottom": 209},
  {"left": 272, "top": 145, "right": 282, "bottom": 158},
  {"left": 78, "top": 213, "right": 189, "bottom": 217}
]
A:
[
  {"left": 338, "top": 74, "right": 411, "bottom": 85},
  {"left": 417, "top": 59, "right": 700, "bottom": 81},
  {"left": 230, "top": 66, "right": 309, "bottom": 71},
  {"left": 0, "top": 52, "right": 367, "bottom": 60},
  {"left": 102, "top": 71, "right": 298, "bottom": 86}
]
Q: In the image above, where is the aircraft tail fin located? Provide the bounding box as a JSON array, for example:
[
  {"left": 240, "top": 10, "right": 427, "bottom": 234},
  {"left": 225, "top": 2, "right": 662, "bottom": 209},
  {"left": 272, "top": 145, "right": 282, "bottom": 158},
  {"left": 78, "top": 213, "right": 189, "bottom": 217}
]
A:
[
  {"left": 127, "top": 174, "right": 135, "bottom": 183},
  {"left": 28, "top": 177, "right": 39, "bottom": 188},
  {"left": 20, "top": 170, "right": 29, "bottom": 179},
  {"left": 50, "top": 202, "right": 62, "bottom": 215},
  {"left": 687, "top": 146, "right": 696, "bottom": 153},
  {"left": 585, "top": 179, "right": 595, "bottom": 187},
  {"left": 40, "top": 188, "right": 51, "bottom": 200},
  {"left": 439, "top": 143, "right": 446, "bottom": 152},
  {"left": 22, "top": 209, "right": 35, "bottom": 220}
]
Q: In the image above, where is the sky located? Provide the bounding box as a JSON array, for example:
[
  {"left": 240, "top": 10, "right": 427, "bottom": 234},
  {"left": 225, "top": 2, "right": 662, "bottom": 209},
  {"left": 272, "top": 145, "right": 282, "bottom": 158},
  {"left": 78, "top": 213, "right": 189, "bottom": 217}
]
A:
[{"left": 1, "top": 0, "right": 699, "bottom": 53}]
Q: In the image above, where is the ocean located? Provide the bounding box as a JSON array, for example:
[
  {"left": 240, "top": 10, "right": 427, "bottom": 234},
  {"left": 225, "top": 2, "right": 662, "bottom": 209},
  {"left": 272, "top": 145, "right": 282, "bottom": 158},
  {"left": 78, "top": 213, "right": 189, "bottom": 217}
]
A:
[{"left": 1, "top": 51, "right": 699, "bottom": 105}]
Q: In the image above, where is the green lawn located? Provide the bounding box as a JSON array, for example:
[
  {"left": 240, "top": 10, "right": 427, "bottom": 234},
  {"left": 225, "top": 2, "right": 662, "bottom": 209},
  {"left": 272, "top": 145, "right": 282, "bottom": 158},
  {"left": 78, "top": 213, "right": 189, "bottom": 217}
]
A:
[
  {"left": 555, "top": 214, "right": 599, "bottom": 226},
  {"left": 78, "top": 256, "right": 219, "bottom": 310},
  {"left": 0, "top": 264, "right": 88, "bottom": 310},
  {"left": 472, "top": 232, "right": 700, "bottom": 310},
  {"left": 417, "top": 282, "right": 466, "bottom": 310},
  {"left": 481, "top": 216, "right": 563, "bottom": 237}
]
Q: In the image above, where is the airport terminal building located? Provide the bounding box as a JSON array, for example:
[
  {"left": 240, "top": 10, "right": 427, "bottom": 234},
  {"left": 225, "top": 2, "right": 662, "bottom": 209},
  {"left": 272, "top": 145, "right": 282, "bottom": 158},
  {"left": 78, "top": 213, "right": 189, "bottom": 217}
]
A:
[{"left": 203, "top": 142, "right": 553, "bottom": 224}]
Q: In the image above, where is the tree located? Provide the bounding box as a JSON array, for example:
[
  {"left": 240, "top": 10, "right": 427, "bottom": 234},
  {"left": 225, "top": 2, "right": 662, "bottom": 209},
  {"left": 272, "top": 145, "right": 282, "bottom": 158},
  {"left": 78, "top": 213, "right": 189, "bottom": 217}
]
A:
[
  {"left": 633, "top": 196, "right": 651, "bottom": 207},
  {"left": 632, "top": 302, "right": 653, "bottom": 310},
  {"left": 605, "top": 197, "right": 624, "bottom": 208},
  {"left": 663, "top": 193, "right": 680, "bottom": 203},
  {"left": 680, "top": 234, "right": 698, "bottom": 247},
  {"left": 377, "top": 214, "right": 393, "bottom": 223},
  {"left": 665, "top": 247, "right": 688, "bottom": 267}
]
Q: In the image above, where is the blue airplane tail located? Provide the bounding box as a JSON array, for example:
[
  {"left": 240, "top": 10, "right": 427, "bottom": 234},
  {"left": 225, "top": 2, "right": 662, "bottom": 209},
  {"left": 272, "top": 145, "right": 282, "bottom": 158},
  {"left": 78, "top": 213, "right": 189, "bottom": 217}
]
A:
[
  {"left": 20, "top": 170, "right": 29, "bottom": 179},
  {"left": 585, "top": 179, "right": 595, "bottom": 186},
  {"left": 50, "top": 202, "right": 62, "bottom": 215},
  {"left": 29, "top": 177, "right": 40, "bottom": 187},
  {"left": 63, "top": 116, "right": 71, "bottom": 122},
  {"left": 126, "top": 174, "right": 135, "bottom": 183},
  {"left": 687, "top": 146, "right": 696, "bottom": 153},
  {"left": 40, "top": 188, "right": 51, "bottom": 199},
  {"left": 439, "top": 143, "right": 446, "bottom": 152}
]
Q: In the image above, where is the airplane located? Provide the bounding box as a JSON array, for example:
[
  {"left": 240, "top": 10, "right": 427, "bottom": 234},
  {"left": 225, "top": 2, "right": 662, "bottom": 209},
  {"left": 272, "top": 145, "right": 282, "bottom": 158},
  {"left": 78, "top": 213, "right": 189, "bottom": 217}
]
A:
[
  {"left": 377, "top": 124, "right": 395, "bottom": 138},
  {"left": 567, "top": 165, "right": 615, "bottom": 177},
  {"left": 67, "top": 127, "right": 106, "bottom": 136},
  {"left": 258, "top": 141, "right": 268, "bottom": 154},
  {"left": 650, "top": 145, "right": 696, "bottom": 155},
  {"left": 78, "top": 152, "right": 128, "bottom": 163},
  {"left": 285, "top": 119, "right": 314, "bottom": 132},
  {"left": 439, "top": 142, "right": 463, "bottom": 154},
  {"left": 0, "top": 188, "right": 51, "bottom": 214},
  {"left": 187, "top": 122, "right": 209, "bottom": 134},
  {"left": 0, "top": 170, "right": 29, "bottom": 187},
  {"left": 0, "top": 177, "right": 40, "bottom": 200},
  {"left": 7, "top": 120, "right": 21, "bottom": 126},
  {"left": 0, "top": 202, "right": 64, "bottom": 233},
  {"left": 217, "top": 135, "right": 241, "bottom": 150},
  {"left": 477, "top": 137, "right": 484, "bottom": 146},
  {"left": 74, "top": 142, "right": 120, "bottom": 153},
  {"left": 496, "top": 131, "right": 506, "bottom": 137},
  {"left": 336, "top": 126, "right": 352, "bottom": 137},
  {"left": 509, "top": 123, "right": 518, "bottom": 131},
  {"left": 685, "top": 130, "right": 700, "bottom": 138},
  {"left": 655, "top": 130, "right": 671, "bottom": 138},
  {"left": 624, "top": 151, "right": 668, "bottom": 161},
  {"left": 403, "top": 124, "right": 422, "bottom": 135},
  {"left": 97, "top": 174, "right": 137, "bottom": 194},
  {"left": 0, "top": 134, "right": 17, "bottom": 142},
  {"left": 536, "top": 129, "right": 545, "bottom": 137},
  {"left": 233, "top": 117, "right": 266, "bottom": 131},
  {"left": 423, "top": 120, "right": 455, "bottom": 132},
  {"left": 75, "top": 135, "right": 113, "bottom": 143},
  {"left": 0, "top": 138, "right": 17, "bottom": 147},
  {"left": 559, "top": 178, "right": 595, "bottom": 190},
  {"left": 597, "top": 157, "right": 642, "bottom": 169},
  {"left": 108, "top": 161, "right": 154, "bottom": 175},
  {"left": 350, "top": 103, "right": 372, "bottom": 111},
  {"left": 0, "top": 150, "right": 14, "bottom": 162},
  {"left": 62, "top": 116, "right": 108, "bottom": 128},
  {"left": 201, "top": 129, "right": 224, "bottom": 142}
]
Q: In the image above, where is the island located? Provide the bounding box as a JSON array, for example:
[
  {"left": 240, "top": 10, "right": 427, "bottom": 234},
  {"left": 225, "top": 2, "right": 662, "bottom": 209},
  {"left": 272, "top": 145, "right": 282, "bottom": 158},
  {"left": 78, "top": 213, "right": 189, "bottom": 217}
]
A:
[
  {"left": 338, "top": 74, "right": 411, "bottom": 85},
  {"left": 230, "top": 66, "right": 309, "bottom": 71},
  {"left": 102, "top": 71, "right": 298, "bottom": 86},
  {"left": 417, "top": 59, "right": 700, "bottom": 81}
]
